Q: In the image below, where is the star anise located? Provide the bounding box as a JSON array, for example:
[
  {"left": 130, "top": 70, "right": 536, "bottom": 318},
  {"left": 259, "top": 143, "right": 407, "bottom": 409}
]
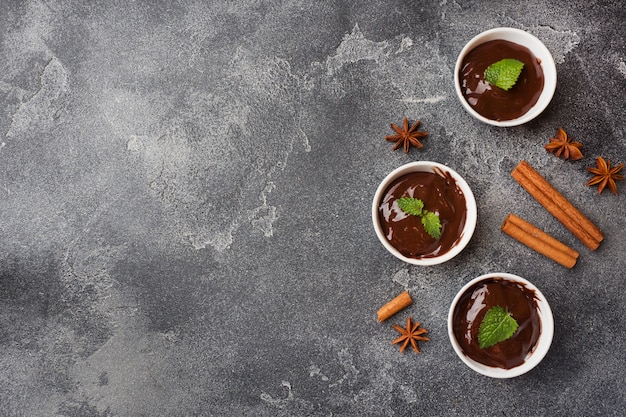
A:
[
  {"left": 544, "top": 127, "right": 583, "bottom": 160},
  {"left": 385, "top": 117, "right": 428, "bottom": 153},
  {"left": 392, "top": 316, "right": 429, "bottom": 353},
  {"left": 586, "top": 156, "right": 624, "bottom": 195}
]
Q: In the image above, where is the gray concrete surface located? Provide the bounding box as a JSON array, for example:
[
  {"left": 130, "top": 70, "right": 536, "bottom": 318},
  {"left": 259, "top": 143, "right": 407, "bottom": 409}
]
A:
[{"left": 0, "top": 1, "right": 624, "bottom": 416}]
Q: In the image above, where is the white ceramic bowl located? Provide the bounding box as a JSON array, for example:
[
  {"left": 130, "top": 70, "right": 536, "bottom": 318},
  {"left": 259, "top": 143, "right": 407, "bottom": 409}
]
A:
[
  {"left": 372, "top": 161, "right": 477, "bottom": 266},
  {"left": 448, "top": 272, "right": 554, "bottom": 378},
  {"left": 454, "top": 27, "right": 557, "bottom": 127}
]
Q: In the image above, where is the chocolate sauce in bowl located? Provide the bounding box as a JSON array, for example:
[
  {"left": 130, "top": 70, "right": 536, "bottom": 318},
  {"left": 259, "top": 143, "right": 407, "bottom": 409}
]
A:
[
  {"left": 452, "top": 278, "right": 541, "bottom": 369},
  {"left": 459, "top": 39, "right": 544, "bottom": 121},
  {"left": 377, "top": 169, "right": 467, "bottom": 259}
]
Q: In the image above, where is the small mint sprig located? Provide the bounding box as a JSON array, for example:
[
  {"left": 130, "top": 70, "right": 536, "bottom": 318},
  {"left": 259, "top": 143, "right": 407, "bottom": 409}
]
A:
[
  {"left": 484, "top": 58, "right": 525, "bottom": 91},
  {"left": 396, "top": 197, "right": 442, "bottom": 239},
  {"left": 477, "top": 306, "right": 519, "bottom": 349}
]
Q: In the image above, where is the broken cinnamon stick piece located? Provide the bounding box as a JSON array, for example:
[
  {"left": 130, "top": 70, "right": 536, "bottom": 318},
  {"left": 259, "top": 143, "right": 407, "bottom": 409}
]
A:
[
  {"left": 377, "top": 290, "right": 412, "bottom": 322},
  {"left": 511, "top": 160, "right": 603, "bottom": 250},
  {"left": 502, "top": 214, "right": 578, "bottom": 269}
]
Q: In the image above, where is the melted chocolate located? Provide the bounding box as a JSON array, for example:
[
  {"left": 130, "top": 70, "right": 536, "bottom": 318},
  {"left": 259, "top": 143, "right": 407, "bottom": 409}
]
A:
[
  {"left": 377, "top": 169, "right": 467, "bottom": 259},
  {"left": 459, "top": 39, "right": 544, "bottom": 121},
  {"left": 452, "top": 278, "right": 541, "bottom": 369}
]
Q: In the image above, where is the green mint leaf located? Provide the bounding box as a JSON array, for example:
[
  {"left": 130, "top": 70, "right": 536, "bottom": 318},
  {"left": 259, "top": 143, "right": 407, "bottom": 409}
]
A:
[
  {"left": 396, "top": 197, "right": 442, "bottom": 239},
  {"left": 396, "top": 197, "right": 424, "bottom": 217},
  {"left": 478, "top": 306, "right": 519, "bottom": 349},
  {"left": 484, "top": 58, "right": 525, "bottom": 91},
  {"left": 421, "top": 210, "right": 442, "bottom": 239}
]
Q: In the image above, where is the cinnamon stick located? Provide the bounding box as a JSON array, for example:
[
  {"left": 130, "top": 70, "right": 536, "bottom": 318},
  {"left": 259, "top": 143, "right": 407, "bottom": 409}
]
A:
[
  {"left": 377, "top": 290, "right": 412, "bottom": 322},
  {"left": 511, "top": 160, "right": 603, "bottom": 250},
  {"left": 502, "top": 214, "right": 579, "bottom": 268}
]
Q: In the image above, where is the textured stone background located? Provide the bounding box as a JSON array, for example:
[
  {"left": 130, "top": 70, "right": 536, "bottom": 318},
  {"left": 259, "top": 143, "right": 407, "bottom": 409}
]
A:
[{"left": 0, "top": 1, "right": 624, "bottom": 416}]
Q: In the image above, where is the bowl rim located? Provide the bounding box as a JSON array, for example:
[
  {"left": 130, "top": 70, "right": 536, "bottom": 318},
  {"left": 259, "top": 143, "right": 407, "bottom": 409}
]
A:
[
  {"left": 454, "top": 27, "right": 557, "bottom": 127},
  {"left": 371, "top": 161, "right": 477, "bottom": 266},
  {"left": 447, "top": 272, "right": 555, "bottom": 378}
]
